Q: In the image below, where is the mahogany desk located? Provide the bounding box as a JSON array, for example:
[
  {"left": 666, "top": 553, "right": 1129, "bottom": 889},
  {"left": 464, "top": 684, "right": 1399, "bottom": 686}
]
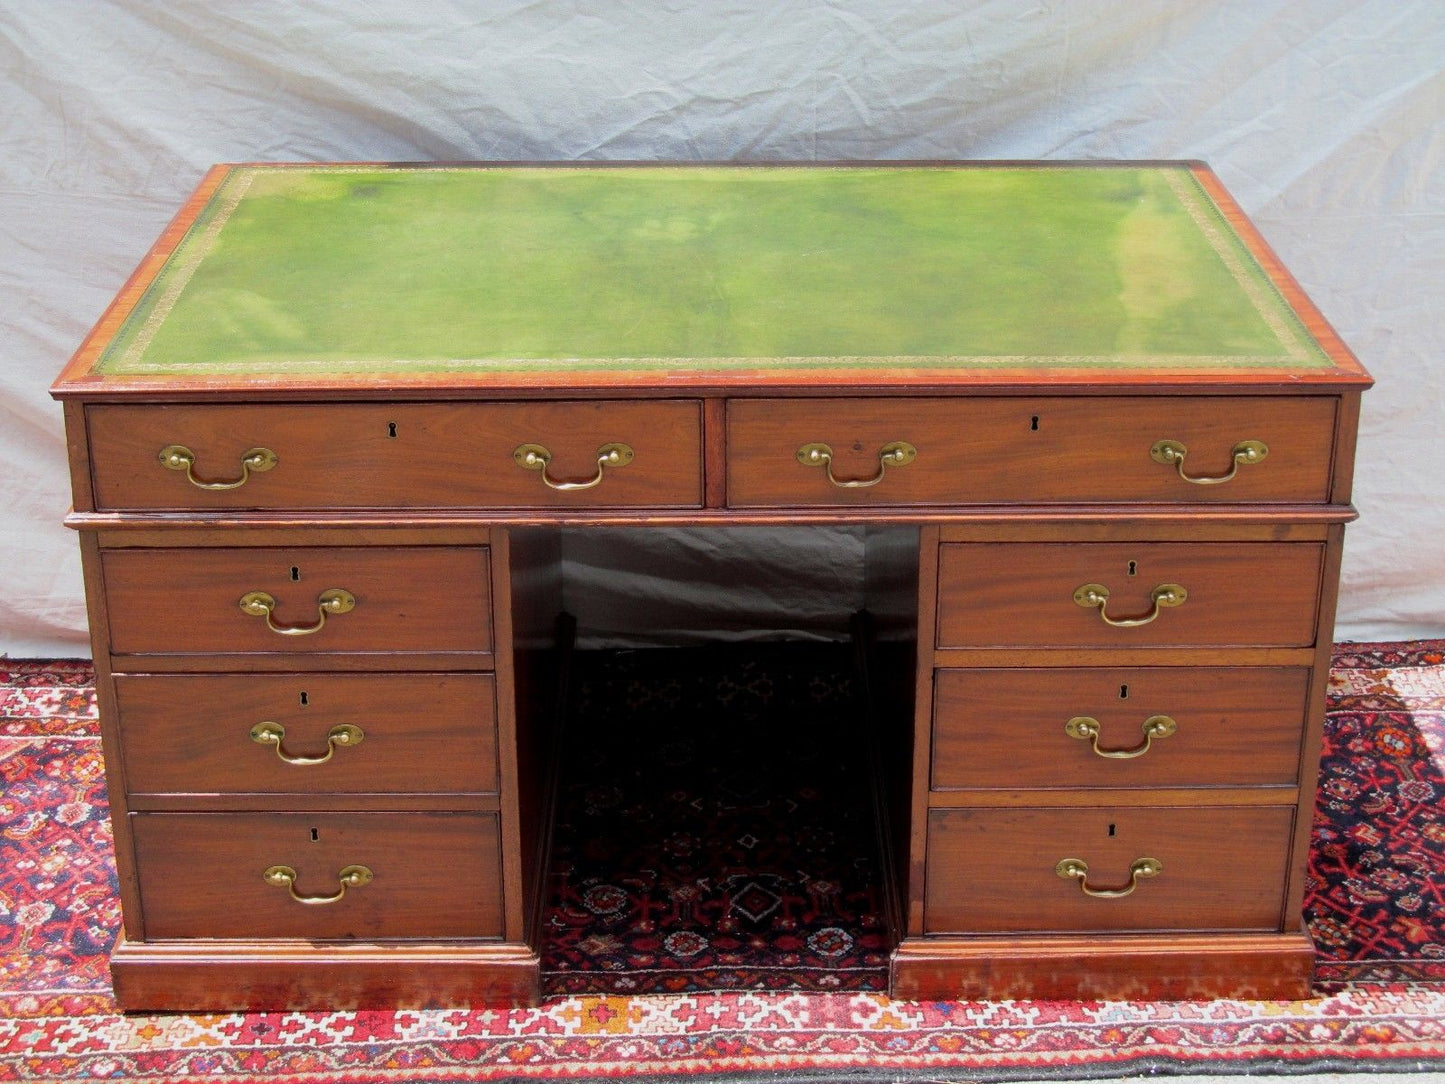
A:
[{"left": 52, "top": 163, "right": 1371, "bottom": 1009}]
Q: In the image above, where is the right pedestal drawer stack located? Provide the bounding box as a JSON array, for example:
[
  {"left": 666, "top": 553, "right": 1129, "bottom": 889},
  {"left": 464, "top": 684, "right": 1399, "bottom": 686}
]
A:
[{"left": 890, "top": 389, "right": 1359, "bottom": 1002}]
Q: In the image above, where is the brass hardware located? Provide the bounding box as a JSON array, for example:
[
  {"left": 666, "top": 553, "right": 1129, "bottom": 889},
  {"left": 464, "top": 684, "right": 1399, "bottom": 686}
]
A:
[
  {"left": 159, "top": 444, "right": 277, "bottom": 490},
  {"left": 239, "top": 588, "right": 355, "bottom": 636},
  {"left": 250, "top": 721, "right": 365, "bottom": 765},
  {"left": 1150, "top": 439, "right": 1267, "bottom": 485},
  {"left": 1073, "top": 582, "right": 1186, "bottom": 627},
  {"left": 796, "top": 440, "right": 917, "bottom": 488},
  {"left": 513, "top": 442, "right": 634, "bottom": 491},
  {"left": 1055, "top": 857, "right": 1162, "bottom": 898},
  {"left": 1065, "top": 714, "right": 1177, "bottom": 758},
  {"left": 262, "top": 863, "right": 373, "bottom": 905}
]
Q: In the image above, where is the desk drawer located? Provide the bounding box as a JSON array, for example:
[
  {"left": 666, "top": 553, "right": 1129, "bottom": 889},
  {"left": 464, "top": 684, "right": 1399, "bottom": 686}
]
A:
[
  {"left": 132, "top": 812, "right": 504, "bottom": 940},
  {"left": 936, "top": 542, "right": 1322, "bottom": 649},
  {"left": 726, "top": 396, "right": 1336, "bottom": 506},
  {"left": 932, "top": 667, "right": 1309, "bottom": 790},
  {"left": 87, "top": 400, "right": 703, "bottom": 510},
  {"left": 924, "top": 805, "right": 1293, "bottom": 934},
  {"left": 102, "top": 546, "right": 492, "bottom": 657},
  {"left": 114, "top": 673, "right": 498, "bottom": 797}
]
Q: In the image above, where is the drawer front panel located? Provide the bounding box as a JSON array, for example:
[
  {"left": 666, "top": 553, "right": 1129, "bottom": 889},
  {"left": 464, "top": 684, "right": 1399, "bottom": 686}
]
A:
[
  {"left": 132, "top": 812, "right": 504, "bottom": 940},
  {"left": 924, "top": 805, "right": 1293, "bottom": 934},
  {"left": 936, "top": 543, "right": 1322, "bottom": 649},
  {"left": 88, "top": 401, "right": 704, "bottom": 510},
  {"left": 727, "top": 397, "right": 1336, "bottom": 506},
  {"left": 102, "top": 547, "right": 492, "bottom": 656},
  {"left": 115, "top": 673, "right": 498, "bottom": 796},
  {"left": 932, "top": 667, "right": 1309, "bottom": 790}
]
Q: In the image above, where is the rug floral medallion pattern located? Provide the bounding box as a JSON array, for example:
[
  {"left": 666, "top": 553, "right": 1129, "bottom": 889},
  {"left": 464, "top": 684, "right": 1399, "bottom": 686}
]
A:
[{"left": 1, "top": 648, "right": 1442, "bottom": 1082}]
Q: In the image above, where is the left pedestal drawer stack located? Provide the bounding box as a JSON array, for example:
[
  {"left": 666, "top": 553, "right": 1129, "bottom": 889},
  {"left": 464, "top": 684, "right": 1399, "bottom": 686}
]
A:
[{"left": 64, "top": 385, "right": 550, "bottom": 1009}]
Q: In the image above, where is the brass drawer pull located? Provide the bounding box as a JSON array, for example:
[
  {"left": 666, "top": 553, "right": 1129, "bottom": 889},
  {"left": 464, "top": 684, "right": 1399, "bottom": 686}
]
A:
[
  {"left": 239, "top": 588, "right": 355, "bottom": 635},
  {"left": 513, "top": 442, "right": 634, "bottom": 490},
  {"left": 1055, "top": 857, "right": 1162, "bottom": 899},
  {"left": 1073, "top": 582, "right": 1186, "bottom": 627},
  {"left": 796, "top": 440, "right": 917, "bottom": 488},
  {"left": 250, "top": 721, "right": 365, "bottom": 765},
  {"left": 263, "top": 863, "right": 373, "bottom": 905},
  {"left": 1065, "top": 714, "right": 1177, "bottom": 758},
  {"left": 1150, "top": 439, "right": 1267, "bottom": 485},
  {"left": 159, "top": 444, "right": 277, "bottom": 490}
]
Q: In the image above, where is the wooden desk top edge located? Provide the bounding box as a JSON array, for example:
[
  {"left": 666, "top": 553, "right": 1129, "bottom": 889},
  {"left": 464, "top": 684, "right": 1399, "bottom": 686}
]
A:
[{"left": 52, "top": 161, "right": 1372, "bottom": 400}]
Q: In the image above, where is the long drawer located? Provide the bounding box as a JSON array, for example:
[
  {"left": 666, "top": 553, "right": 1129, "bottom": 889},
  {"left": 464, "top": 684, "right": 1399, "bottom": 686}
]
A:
[
  {"left": 935, "top": 542, "right": 1323, "bottom": 649},
  {"left": 924, "top": 805, "right": 1295, "bottom": 935},
  {"left": 87, "top": 400, "right": 704, "bottom": 510},
  {"left": 932, "top": 667, "right": 1310, "bottom": 790},
  {"left": 726, "top": 396, "right": 1337, "bottom": 506},
  {"left": 132, "top": 812, "right": 505, "bottom": 940},
  {"left": 114, "top": 673, "right": 498, "bottom": 797},
  {"left": 101, "top": 545, "right": 492, "bottom": 657}
]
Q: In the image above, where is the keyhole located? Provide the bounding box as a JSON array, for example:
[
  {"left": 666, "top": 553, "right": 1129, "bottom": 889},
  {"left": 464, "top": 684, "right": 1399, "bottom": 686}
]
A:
[
  {"left": 1029, "top": 415, "right": 1039, "bottom": 431},
  {"left": 290, "top": 566, "right": 300, "bottom": 581},
  {"left": 1127, "top": 560, "right": 1137, "bottom": 576},
  {"left": 1119, "top": 684, "right": 1129, "bottom": 700},
  {"left": 310, "top": 827, "right": 319, "bottom": 842},
  {"left": 299, "top": 690, "right": 309, "bottom": 707},
  {"left": 1108, "top": 823, "right": 1116, "bottom": 837},
  {"left": 387, "top": 422, "right": 397, "bottom": 438}
]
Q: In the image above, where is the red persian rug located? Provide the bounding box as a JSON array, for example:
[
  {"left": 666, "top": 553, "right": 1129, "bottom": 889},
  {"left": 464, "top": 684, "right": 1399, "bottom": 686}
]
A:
[{"left": 2, "top": 645, "right": 1443, "bottom": 1082}]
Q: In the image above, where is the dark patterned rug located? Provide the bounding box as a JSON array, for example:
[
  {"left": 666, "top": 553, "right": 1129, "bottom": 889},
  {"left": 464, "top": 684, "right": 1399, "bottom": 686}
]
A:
[
  {"left": 0, "top": 645, "right": 1441, "bottom": 1081},
  {"left": 542, "top": 644, "right": 891, "bottom": 994}
]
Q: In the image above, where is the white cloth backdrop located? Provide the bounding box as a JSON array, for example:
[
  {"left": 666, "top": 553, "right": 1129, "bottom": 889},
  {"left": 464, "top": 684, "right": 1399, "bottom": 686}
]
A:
[{"left": 2, "top": 1, "right": 1441, "bottom": 654}]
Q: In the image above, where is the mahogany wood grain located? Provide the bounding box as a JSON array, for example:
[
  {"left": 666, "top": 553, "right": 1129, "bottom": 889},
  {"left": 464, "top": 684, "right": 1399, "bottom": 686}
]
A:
[
  {"left": 488, "top": 528, "right": 525, "bottom": 942},
  {"left": 78, "top": 532, "right": 145, "bottom": 941},
  {"left": 938, "top": 522, "right": 1332, "bottom": 543},
  {"left": 98, "top": 526, "right": 491, "bottom": 548},
  {"left": 1285, "top": 524, "right": 1347, "bottom": 924},
  {"left": 1330, "top": 391, "right": 1363, "bottom": 505},
  {"left": 906, "top": 526, "right": 940, "bottom": 937},
  {"left": 62, "top": 400, "right": 96, "bottom": 513},
  {"left": 936, "top": 542, "right": 1323, "bottom": 649},
  {"left": 934, "top": 646, "right": 1317, "bottom": 669},
  {"left": 68, "top": 502, "right": 1358, "bottom": 533},
  {"left": 923, "top": 804, "right": 1295, "bottom": 934},
  {"left": 727, "top": 396, "right": 1338, "bottom": 506},
  {"left": 926, "top": 786, "right": 1297, "bottom": 809},
  {"left": 891, "top": 930, "right": 1315, "bottom": 1001},
  {"left": 132, "top": 811, "right": 504, "bottom": 940},
  {"left": 113, "top": 673, "right": 498, "bottom": 797},
  {"left": 101, "top": 545, "right": 492, "bottom": 656},
  {"left": 703, "top": 398, "right": 728, "bottom": 507},
  {"left": 87, "top": 400, "right": 705, "bottom": 510},
  {"left": 931, "top": 666, "right": 1310, "bottom": 790},
  {"left": 110, "top": 935, "right": 540, "bottom": 1011}
]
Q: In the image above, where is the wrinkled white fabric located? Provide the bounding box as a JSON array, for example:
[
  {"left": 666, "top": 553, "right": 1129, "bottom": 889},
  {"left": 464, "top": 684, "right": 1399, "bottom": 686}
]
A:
[{"left": 2, "top": 1, "right": 1441, "bottom": 653}]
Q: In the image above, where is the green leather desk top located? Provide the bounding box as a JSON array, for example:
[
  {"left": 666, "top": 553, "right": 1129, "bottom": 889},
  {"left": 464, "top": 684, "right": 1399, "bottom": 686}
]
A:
[{"left": 72, "top": 163, "right": 1360, "bottom": 389}]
